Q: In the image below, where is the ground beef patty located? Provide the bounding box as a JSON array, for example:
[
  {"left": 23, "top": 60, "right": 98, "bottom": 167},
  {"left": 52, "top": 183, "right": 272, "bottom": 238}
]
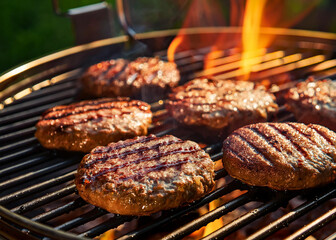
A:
[
  {"left": 80, "top": 57, "right": 180, "bottom": 101},
  {"left": 285, "top": 77, "right": 336, "bottom": 131},
  {"left": 222, "top": 122, "right": 336, "bottom": 190},
  {"left": 35, "top": 98, "right": 152, "bottom": 152},
  {"left": 75, "top": 134, "right": 215, "bottom": 216},
  {"left": 166, "top": 78, "right": 278, "bottom": 139}
]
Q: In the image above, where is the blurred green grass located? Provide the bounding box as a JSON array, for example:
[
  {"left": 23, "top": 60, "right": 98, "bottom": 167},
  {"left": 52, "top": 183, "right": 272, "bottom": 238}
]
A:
[
  {"left": 0, "top": 0, "right": 75, "bottom": 74},
  {"left": 0, "top": 0, "right": 180, "bottom": 74}
]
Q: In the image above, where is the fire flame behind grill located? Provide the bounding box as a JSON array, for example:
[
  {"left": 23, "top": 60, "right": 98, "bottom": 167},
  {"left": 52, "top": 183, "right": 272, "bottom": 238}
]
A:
[{"left": 168, "top": 0, "right": 324, "bottom": 81}]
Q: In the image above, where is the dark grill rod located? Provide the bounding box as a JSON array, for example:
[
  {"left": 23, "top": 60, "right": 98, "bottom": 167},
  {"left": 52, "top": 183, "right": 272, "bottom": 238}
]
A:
[
  {"left": 0, "top": 157, "right": 77, "bottom": 192},
  {"left": 204, "top": 142, "right": 222, "bottom": 155},
  {"left": 250, "top": 55, "right": 325, "bottom": 81},
  {"left": 0, "top": 170, "right": 76, "bottom": 205},
  {"left": 79, "top": 215, "right": 134, "bottom": 238},
  {"left": 153, "top": 122, "right": 178, "bottom": 137},
  {"left": 0, "top": 98, "right": 74, "bottom": 126},
  {"left": 0, "top": 116, "right": 39, "bottom": 135},
  {"left": 161, "top": 191, "right": 256, "bottom": 240},
  {"left": 314, "top": 66, "right": 336, "bottom": 80},
  {"left": 210, "top": 152, "right": 223, "bottom": 161},
  {"left": 32, "top": 198, "right": 87, "bottom": 223},
  {"left": 0, "top": 137, "right": 38, "bottom": 154},
  {"left": 9, "top": 80, "right": 77, "bottom": 106},
  {"left": 0, "top": 88, "right": 77, "bottom": 118},
  {"left": 55, "top": 207, "right": 107, "bottom": 232},
  {"left": 148, "top": 118, "right": 175, "bottom": 133},
  {"left": 246, "top": 186, "right": 336, "bottom": 240},
  {"left": 214, "top": 168, "right": 227, "bottom": 180},
  {"left": 0, "top": 145, "right": 41, "bottom": 164},
  {"left": 325, "top": 232, "right": 336, "bottom": 240},
  {"left": 11, "top": 184, "right": 76, "bottom": 214},
  {"left": 0, "top": 152, "right": 50, "bottom": 177},
  {"left": 159, "top": 46, "right": 212, "bottom": 62},
  {"left": 285, "top": 207, "right": 336, "bottom": 240},
  {"left": 0, "top": 126, "right": 36, "bottom": 143},
  {"left": 117, "top": 181, "right": 241, "bottom": 240},
  {"left": 0, "top": 205, "right": 90, "bottom": 240},
  {"left": 214, "top": 54, "right": 325, "bottom": 81},
  {"left": 0, "top": 67, "right": 80, "bottom": 107},
  {"left": 201, "top": 193, "right": 295, "bottom": 240},
  {"left": 0, "top": 218, "right": 39, "bottom": 240}
]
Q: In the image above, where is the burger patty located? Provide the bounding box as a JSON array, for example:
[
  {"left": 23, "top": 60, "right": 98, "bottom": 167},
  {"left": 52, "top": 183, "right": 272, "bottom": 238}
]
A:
[
  {"left": 166, "top": 78, "right": 278, "bottom": 138},
  {"left": 222, "top": 122, "right": 336, "bottom": 190},
  {"left": 35, "top": 98, "right": 152, "bottom": 152},
  {"left": 285, "top": 77, "right": 336, "bottom": 131},
  {"left": 80, "top": 57, "right": 180, "bottom": 101},
  {"left": 75, "top": 134, "right": 215, "bottom": 216}
]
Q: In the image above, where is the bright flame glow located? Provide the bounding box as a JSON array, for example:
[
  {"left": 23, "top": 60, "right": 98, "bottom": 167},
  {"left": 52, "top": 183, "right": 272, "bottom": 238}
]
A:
[
  {"left": 202, "top": 199, "right": 224, "bottom": 237},
  {"left": 100, "top": 229, "right": 115, "bottom": 240},
  {"left": 167, "top": 36, "right": 183, "bottom": 63},
  {"left": 240, "top": 0, "right": 267, "bottom": 79}
]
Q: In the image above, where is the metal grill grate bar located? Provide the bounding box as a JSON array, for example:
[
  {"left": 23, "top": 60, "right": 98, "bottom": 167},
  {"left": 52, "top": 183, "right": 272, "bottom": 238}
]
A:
[
  {"left": 0, "top": 116, "right": 40, "bottom": 135},
  {"left": 0, "top": 99, "right": 74, "bottom": 126},
  {"left": 0, "top": 126, "right": 36, "bottom": 143},
  {"left": 246, "top": 186, "right": 336, "bottom": 240},
  {"left": 285, "top": 207, "right": 336, "bottom": 240},
  {"left": 0, "top": 145, "right": 42, "bottom": 164},
  {"left": 32, "top": 198, "right": 87, "bottom": 223},
  {"left": 201, "top": 193, "right": 295, "bottom": 240},
  {"left": 0, "top": 137, "right": 38, "bottom": 154},
  {"left": 9, "top": 80, "right": 78, "bottom": 106},
  {"left": 55, "top": 207, "right": 107, "bottom": 232},
  {"left": 0, "top": 152, "right": 50, "bottom": 177},
  {"left": 161, "top": 191, "right": 256, "bottom": 240},
  {"left": 79, "top": 215, "right": 134, "bottom": 238},
  {"left": 0, "top": 89, "right": 77, "bottom": 118},
  {"left": 11, "top": 185, "right": 76, "bottom": 214},
  {"left": 0, "top": 170, "right": 76, "bottom": 205}
]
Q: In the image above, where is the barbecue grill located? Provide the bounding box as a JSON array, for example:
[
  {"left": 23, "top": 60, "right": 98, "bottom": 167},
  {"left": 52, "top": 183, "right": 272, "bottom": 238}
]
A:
[{"left": 1, "top": 12, "right": 336, "bottom": 240}]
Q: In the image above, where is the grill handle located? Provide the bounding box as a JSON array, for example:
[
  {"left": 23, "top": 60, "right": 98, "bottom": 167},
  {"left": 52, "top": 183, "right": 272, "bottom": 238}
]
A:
[
  {"left": 116, "top": 0, "right": 137, "bottom": 40},
  {"left": 115, "top": 0, "right": 152, "bottom": 56},
  {"left": 52, "top": 0, "right": 114, "bottom": 45}
]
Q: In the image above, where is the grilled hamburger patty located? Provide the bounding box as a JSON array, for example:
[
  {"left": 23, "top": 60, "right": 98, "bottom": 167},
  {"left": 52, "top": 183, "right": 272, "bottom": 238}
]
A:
[
  {"left": 35, "top": 98, "right": 152, "bottom": 152},
  {"left": 166, "top": 78, "right": 278, "bottom": 138},
  {"left": 285, "top": 77, "right": 336, "bottom": 131},
  {"left": 222, "top": 122, "right": 336, "bottom": 190},
  {"left": 75, "top": 135, "right": 215, "bottom": 216},
  {"left": 81, "top": 57, "right": 180, "bottom": 101}
]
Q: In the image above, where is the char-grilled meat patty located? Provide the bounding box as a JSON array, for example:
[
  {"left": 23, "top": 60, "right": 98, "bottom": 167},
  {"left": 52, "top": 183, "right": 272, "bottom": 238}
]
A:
[
  {"left": 285, "top": 77, "right": 336, "bottom": 131},
  {"left": 35, "top": 98, "right": 152, "bottom": 152},
  {"left": 81, "top": 57, "right": 180, "bottom": 101},
  {"left": 222, "top": 122, "right": 336, "bottom": 190},
  {"left": 75, "top": 134, "right": 215, "bottom": 216},
  {"left": 166, "top": 78, "right": 278, "bottom": 138}
]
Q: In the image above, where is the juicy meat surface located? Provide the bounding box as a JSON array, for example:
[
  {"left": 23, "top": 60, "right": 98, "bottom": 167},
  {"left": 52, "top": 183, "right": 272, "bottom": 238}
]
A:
[
  {"left": 222, "top": 122, "right": 336, "bottom": 190},
  {"left": 35, "top": 98, "right": 152, "bottom": 152},
  {"left": 285, "top": 77, "right": 336, "bottom": 131},
  {"left": 75, "top": 134, "right": 215, "bottom": 216},
  {"left": 166, "top": 78, "right": 278, "bottom": 138},
  {"left": 81, "top": 57, "right": 180, "bottom": 101}
]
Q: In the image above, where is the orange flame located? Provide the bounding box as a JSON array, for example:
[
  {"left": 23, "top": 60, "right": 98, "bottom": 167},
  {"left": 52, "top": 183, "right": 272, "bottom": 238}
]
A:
[
  {"left": 167, "top": 0, "right": 226, "bottom": 62},
  {"left": 202, "top": 199, "right": 224, "bottom": 237},
  {"left": 240, "top": 0, "right": 267, "bottom": 79},
  {"left": 168, "top": 0, "right": 323, "bottom": 79}
]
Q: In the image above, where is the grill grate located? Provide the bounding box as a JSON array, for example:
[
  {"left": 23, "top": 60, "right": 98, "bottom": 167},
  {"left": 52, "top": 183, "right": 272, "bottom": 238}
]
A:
[{"left": 0, "top": 30, "right": 336, "bottom": 240}]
